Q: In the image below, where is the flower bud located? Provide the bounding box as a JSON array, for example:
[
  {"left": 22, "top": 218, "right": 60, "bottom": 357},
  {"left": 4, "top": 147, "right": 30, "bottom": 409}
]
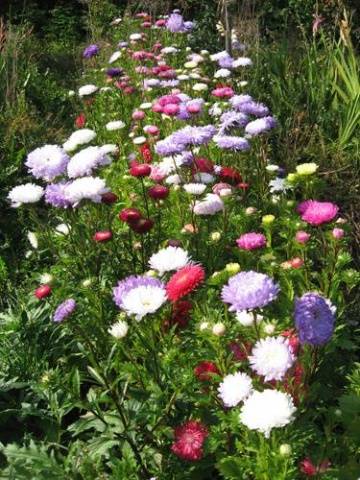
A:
[
  {"left": 93, "top": 231, "right": 112, "bottom": 242},
  {"left": 101, "top": 192, "right": 118, "bottom": 204},
  {"left": 199, "top": 322, "right": 210, "bottom": 331},
  {"left": 225, "top": 263, "right": 240, "bottom": 275},
  {"left": 211, "top": 231, "right": 221, "bottom": 242},
  {"left": 245, "top": 207, "right": 257, "bottom": 215},
  {"left": 332, "top": 228, "right": 344, "bottom": 239},
  {"left": 279, "top": 444, "right": 292, "bottom": 456},
  {"left": 212, "top": 322, "right": 226, "bottom": 336},
  {"left": 35, "top": 285, "right": 51, "bottom": 300},
  {"left": 108, "top": 320, "right": 129, "bottom": 339},
  {"left": 148, "top": 184, "right": 169, "bottom": 200},
  {"left": 262, "top": 214, "right": 275, "bottom": 225},
  {"left": 129, "top": 163, "right": 151, "bottom": 177},
  {"left": 263, "top": 323, "right": 276, "bottom": 335},
  {"left": 295, "top": 231, "right": 310, "bottom": 244},
  {"left": 119, "top": 208, "right": 142, "bottom": 223}
]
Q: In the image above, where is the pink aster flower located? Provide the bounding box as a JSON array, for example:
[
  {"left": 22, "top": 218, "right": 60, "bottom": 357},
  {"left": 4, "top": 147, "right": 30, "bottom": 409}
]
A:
[
  {"left": 171, "top": 420, "right": 208, "bottom": 461},
  {"left": 297, "top": 200, "right": 339, "bottom": 226},
  {"left": 236, "top": 232, "right": 267, "bottom": 250}
]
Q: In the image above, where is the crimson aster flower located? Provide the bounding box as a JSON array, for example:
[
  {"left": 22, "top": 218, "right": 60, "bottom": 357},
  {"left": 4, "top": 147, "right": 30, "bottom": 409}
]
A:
[{"left": 171, "top": 420, "right": 208, "bottom": 461}]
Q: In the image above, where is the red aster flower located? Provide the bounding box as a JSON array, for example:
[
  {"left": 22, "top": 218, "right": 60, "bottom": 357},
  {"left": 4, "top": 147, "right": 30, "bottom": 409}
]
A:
[
  {"left": 35, "top": 285, "right": 52, "bottom": 300},
  {"left": 300, "top": 458, "right": 317, "bottom": 476},
  {"left": 171, "top": 300, "right": 192, "bottom": 328},
  {"left": 194, "top": 361, "right": 219, "bottom": 381},
  {"left": 171, "top": 420, "right": 208, "bottom": 461},
  {"left": 101, "top": 192, "right": 118, "bottom": 204},
  {"left": 140, "top": 144, "right": 152, "bottom": 163},
  {"left": 192, "top": 157, "right": 214, "bottom": 174},
  {"left": 129, "top": 163, "right": 151, "bottom": 177},
  {"left": 281, "top": 329, "right": 300, "bottom": 355},
  {"left": 129, "top": 217, "right": 154, "bottom": 234},
  {"left": 228, "top": 341, "right": 252, "bottom": 361},
  {"left": 119, "top": 208, "right": 142, "bottom": 224},
  {"left": 148, "top": 184, "right": 169, "bottom": 200},
  {"left": 166, "top": 265, "right": 205, "bottom": 302},
  {"left": 219, "top": 167, "right": 242, "bottom": 185},
  {"left": 93, "top": 231, "right": 112, "bottom": 242},
  {"left": 75, "top": 113, "right": 86, "bottom": 128}
]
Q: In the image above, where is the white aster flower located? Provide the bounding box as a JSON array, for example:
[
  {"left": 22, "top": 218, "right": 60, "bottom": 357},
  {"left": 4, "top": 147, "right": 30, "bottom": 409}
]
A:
[
  {"left": 210, "top": 51, "right": 229, "bottom": 61},
  {"left": 63, "top": 129, "right": 96, "bottom": 152},
  {"left": 269, "top": 177, "right": 291, "bottom": 193},
  {"left": 161, "top": 46, "right": 179, "bottom": 54},
  {"left": 100, "top": 144, "right": 118, "bottom": 155},
  {"left": 129, "top": 33, "right": 142, "bottom": 41},
  {"left": 218, "top": 372, "right": 253, "bottom": 407},
  {"left": 149, "top": 246, "right": 190, "bottom": 275},
  {"left": 249, "top": 336, "right": 295, "bottom": 381},
  {"left": 39, "top": 273, "right": 53, "bottom": 284},
  {"left": 133, "top": 136, "right": 146, "bottom": 145},
  {"left": 214, "top": 68, "right": 232, "bottom": 78},
  {"left": 232, "top": 57, "right": 253, "bottom": 68},
  {"left": 78, "top": 84, "right": 98, "bottom": 97},
  {"left": 27, "top": 232, "right": 38, "bottom": 249},
  {"left": 122, "top": 285, "right": 167, "bottom": 321},
  {"left": 193, "top": 193, "right": 224, "bottom": 215},
  {"left": 183, "top": 183, "right": 207, "bottom": 195},
  {"left": 8, "top": 183, "right": 44, "bottom": 207},
  {"left": 189, "top": 72, "right": 201, "bottom": 79},
  {"left": 240, "top": 389, "right": 296, "bottom": 437},
  {"left": 236, "top": 310, "right": 263, "bottom": 327},
  {"left": 192, "top": 83, "right": 208, "bottom": 92},
  {"left": 178, "top": 74, "right": 190, "bottom": 81},
  {"left": 64, "top": 176, "right": 109, "bottom": 205},
  {"left": 67, "top": 146, "right": 111, "bottom": 178},
  {"left": 55, "top": 223, "right": 70, "bottom": 235},
  {"left": 100, "top": 87, "right": 112, "bottom": 93},
  {"left": 209, "top": 102, "right": 222, "bottom": 116},
  {"left": 106, "top": 120, "right": 125, "bottom": 131},
  {"left": 109, "top": 51, "right": 121, "bottom": 63},
  {"left": 140, "top": 102, "right": 152, "bottom": 109},
  {"left": 108, "top": 320, "right": 129, "bottom": 339}
]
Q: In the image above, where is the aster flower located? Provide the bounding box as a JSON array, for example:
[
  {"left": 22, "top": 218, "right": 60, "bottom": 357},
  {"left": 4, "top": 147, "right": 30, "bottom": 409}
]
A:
[
  {"left": 83, "top": 44, "right": 99, "bottom": 58},
  {"left": 67, "top": 146, "right": 111, "bottom": 178},
  {"left": 245, "top": 116, "right": 277, "bottom": 136},
  {"left": 148, "top": 246, "right": 191, "bottom": 275},
  {"left": 106, "top": 120, "right": 126, "bottom": 131},
  {"left": 108, "top": 320, "right": 129, "bottom": 339},
  {"left": 78, "top": 84, "right": 98, "bottom": 97},
  {"left": 236, "top": 232, "right": 266, "bottom": 250},
  {"left": 240, "top": 389, "right": 296, "bottom": 437},
  {"left": 155, "top": 139, "right": 186, "bottom": 157},
  {"left": 214, "top": 135, "right": 250, "bottom": 151},
  {"left": 236, "top": 310, "right": 263, "bottom": 327},
  {"left": 294, "top": 292, "right": 335, "bottom": 345},
  {"left": 221, "top": 271, "right": 279, "bottom": 311},
  {"left": 53, "top": 299, "right": 76, "bottom": 323},
  {"left": 183, "top": 183, "right": 206, "bottom": 195},
  {"left": 193, "top": 173, "right": 215, "bottom": 184},
  {"left": 109, "top": 51, "right": 121, "bottom": 63},
  {"left": 45, "top": 182, "right": 72, "bottom": 208},
  {"left": 121, "top": 285, "right": 167, "bottom": 321},
  {"left": 218, "top": 372, "right": 253, "bottom": 407},
  {"left": 8, "top": 183, "right": 44, "bottom": 207},
  {"left": 64, "top": 176, "right": 109, "bottom": 205},
  {"left": 166, "top": 12, "right": 186, "bottom": 33},
  {"left": 219, "top": 110, "right": 248, "bottom": 133},
  {"left": 238, "top": 101, "right": 270, "bottom": 117},
  {"left": 106, "top": 67, "right": 123, "bottom": 78},
  {"left": 297, "top": 200, "right": 339, "bottom": 226},
  {"left": 171, "top": 421, "right": 208, "bottom": 461},
  {"left": 113, "top": 276, "right": 164, "bottom": 309},
  {"left": 193, "top": 193, "right": 224, "bottom": 215},
  {"left": 63, "top": 129, "right": 97, "bottom": 152},
  {"left": 269, "top": 177, "right": 291, "bottom": 193},
  {"left": 194, "top": 361, "right": 219, "bottom": 381},
  {"left": 249, "top": 336, "right": 295, "bottom": 381},
  {"left": 25, "top": 145, "right": 70, "bottom": 181},
  {"left": 166, "top": 265, "right": 205, "bottom": 302},
  {"left": 172, "top": 125, "right": 216, "bottom": 147},
  {"left": 232, "top": 57, "right": 253, "bottom": 68}
]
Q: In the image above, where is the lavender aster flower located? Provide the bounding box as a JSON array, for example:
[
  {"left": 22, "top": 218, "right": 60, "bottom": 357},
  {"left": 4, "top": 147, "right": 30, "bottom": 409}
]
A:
[
  {"left": 25, "top": 145, "right": 70, "bottom": 181},
  {"left": 67, "top": 146, "right": 111, "bottom": 178},
  {"left": 229, "top": 94, "right": 253, "bottom": 110},
  {"left": 83, "top": 44, "right": 99, "bottom": 59},
  {"left": 166, "top": 13, "right": 186, "bottom": 32},
  {"left": 219, "top": 110, "right": 249, "bottom": 133},
  {"left": 237, "top": 101, "right": 269, "bottom": 117},
  {"left": 218, "top": 54, "right": 234, "bottom": 68},
  {"left": 53, "top": 299, "right": 76, "bottom": 323},
  {"left": 214, "top": 135, "right": 250, "bottom": 151},
  {"left": 155, "top": 139, "right": 186, "bottom": 157},
  {"left": 294, "top": 292, "right": 335, "bottom": 345},
  {"left": 245, "top": 116, "right": 277, "bottom": 136},
  {"left": 172, "top": 125, "right": 216, "bottom": 146},
  {"left": 113, "top": 275, "right": 164, "bottom": 309},
  {"left": 160, "top": 79, "right": 180, "bottom": 88},
  {"left": 222, "top": 271, "right": 280, "bottom": 311},
  {"left": 45, "top": 182, "right": 72, "bottom": 208}
]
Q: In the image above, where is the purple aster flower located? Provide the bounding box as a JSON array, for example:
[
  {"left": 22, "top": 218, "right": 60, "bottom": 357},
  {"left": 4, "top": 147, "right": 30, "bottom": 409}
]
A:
[
  {"left": 172, "top": 125, "right": 216, "bottom": 146},
  {"left": 221, "top": 271, "right": 280, "bottom": 311},
  {"left": 219, "top": 110, "right": 249, "bottom": 133},
  {"left": 184, "top": 21, "right": 194, "bottom": 31},
  {"left": 294, "top": 293, "right": 335, "bottom": 345},
  {"left": 26, "top": 145, "right": 70, "bottom": 182},
  {"left": 83, "top": 44, "right": 99, "bottom": 59},
  {"left": 113, "top": 275, "right": 164, "bottom": 309},
  {"left": 245, "top": 116, "right": 277, "bottom": 136},
  {"left": 236, "top": 232, "right": 267, "bottom": 250},
  {"left": 106, "top": 67, "right": 123, "bottom": 78},
  {"left": 155, "top": 139, "right": 186, "bottom": 156},
  {"left": 218, "top": 54, "right": 234, "bottom": 69},
  {"left": 229, "top": 94, "right": 253, "bottom": 110},
  {"left": 166, "top": 13, "right": 186, "bottom": 32},
  {"left": 53, "top": 298, "right": 76, "bottom": 323},
  {"left": 118, "top": 41, "right": 128, "bottom": 48},
  {"left": 176, "top": 104, "right": 192, "bottom": 120},
  {"left": 237, "top": 101, "right": 269, "bottom": 117},
  {"left": 45, "top": 182, "right": 72, "bottom": 208},
  {"left": 214, "top": 135, "right": 250, "bottom": 151}
]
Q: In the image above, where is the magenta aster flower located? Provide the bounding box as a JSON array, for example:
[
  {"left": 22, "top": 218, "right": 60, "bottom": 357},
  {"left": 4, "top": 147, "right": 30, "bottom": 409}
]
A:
[
  {"left": 236, "top": 232, "right": 266, "bottom": 250},
  {"left": 297, "top": 200, "right": 339, "bottom": 226}
]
